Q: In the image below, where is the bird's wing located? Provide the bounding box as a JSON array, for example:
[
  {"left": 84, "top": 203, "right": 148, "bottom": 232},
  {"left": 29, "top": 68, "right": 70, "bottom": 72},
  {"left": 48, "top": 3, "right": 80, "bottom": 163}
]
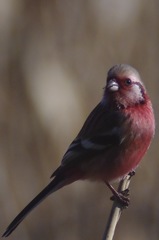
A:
[
  {"left": 57, "top": 103, "right": 126, "bottom": 168},
  {"left": 61, "top": 126, "right": 123, "bottom": 165}
]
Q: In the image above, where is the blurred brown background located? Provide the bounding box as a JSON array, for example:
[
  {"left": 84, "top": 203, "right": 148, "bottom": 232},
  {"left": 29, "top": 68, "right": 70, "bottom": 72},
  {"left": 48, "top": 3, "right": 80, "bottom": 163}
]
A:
[{"left": 0, "top": 1, "right": 159, "bottom": 240}]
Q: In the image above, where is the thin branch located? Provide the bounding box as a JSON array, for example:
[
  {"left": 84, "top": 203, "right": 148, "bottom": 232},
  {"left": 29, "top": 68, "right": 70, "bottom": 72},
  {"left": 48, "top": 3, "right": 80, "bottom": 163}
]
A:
[{"left": 102, "top": 175, "right": 132, "bottom": 240}]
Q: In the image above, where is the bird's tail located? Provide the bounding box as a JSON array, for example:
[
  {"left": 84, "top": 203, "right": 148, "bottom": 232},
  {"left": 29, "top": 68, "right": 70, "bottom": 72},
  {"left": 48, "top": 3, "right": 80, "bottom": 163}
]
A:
[{"left": 2, "top": 176, "right": 70, "bottom": 237}]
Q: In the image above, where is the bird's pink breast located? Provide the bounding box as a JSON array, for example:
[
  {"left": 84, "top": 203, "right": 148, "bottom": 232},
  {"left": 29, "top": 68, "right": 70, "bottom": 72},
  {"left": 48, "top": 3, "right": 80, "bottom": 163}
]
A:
[
  {"left": 83, "top": 101, "right": 155, "bottom": 183},
  {"left": 104, "top": 102, "right": 155, "bottom": 182}
]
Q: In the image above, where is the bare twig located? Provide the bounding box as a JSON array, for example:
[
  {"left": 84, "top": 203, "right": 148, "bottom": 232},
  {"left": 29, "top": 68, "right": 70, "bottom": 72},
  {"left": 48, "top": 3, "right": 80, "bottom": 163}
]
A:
[{"left": 102, "top": 175, "right": 132, "bottom": 240}]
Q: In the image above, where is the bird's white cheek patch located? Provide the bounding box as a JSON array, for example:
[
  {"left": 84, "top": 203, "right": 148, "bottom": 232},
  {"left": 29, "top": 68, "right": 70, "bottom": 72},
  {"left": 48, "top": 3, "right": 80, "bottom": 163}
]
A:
[{"left": 127, "top": 84, "right": 143, "bottom": 102}]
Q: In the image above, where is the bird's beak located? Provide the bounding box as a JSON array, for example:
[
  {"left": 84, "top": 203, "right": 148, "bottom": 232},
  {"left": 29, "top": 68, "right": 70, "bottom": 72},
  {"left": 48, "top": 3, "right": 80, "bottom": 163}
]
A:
[{"left": 106, "top": 79, "right": 119, "bottom": 92}]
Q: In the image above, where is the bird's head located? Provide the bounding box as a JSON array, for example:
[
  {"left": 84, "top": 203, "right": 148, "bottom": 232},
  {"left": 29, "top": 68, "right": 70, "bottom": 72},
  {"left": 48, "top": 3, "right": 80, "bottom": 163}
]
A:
[{"left": 104, "top": 64, "right": 148, "bottom": 109}]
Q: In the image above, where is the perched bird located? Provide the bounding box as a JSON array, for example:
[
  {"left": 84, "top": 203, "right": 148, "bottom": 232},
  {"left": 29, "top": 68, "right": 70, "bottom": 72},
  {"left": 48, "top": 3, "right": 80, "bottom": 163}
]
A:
[{"left": 3, "top": 64, "right": 155, "bottom": 237}]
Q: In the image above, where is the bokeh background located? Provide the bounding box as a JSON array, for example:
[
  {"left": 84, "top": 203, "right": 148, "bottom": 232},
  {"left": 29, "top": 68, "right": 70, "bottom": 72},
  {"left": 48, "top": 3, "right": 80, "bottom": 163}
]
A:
[{"left": 1, "top": 1, "right": 159, "bottom": 240}]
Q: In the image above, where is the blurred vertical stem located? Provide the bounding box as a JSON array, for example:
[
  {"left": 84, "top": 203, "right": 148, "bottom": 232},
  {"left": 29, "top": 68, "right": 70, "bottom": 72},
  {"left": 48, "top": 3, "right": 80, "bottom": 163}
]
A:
[{"left": 102, "top": 175, "right": 131, "bottom": 240}]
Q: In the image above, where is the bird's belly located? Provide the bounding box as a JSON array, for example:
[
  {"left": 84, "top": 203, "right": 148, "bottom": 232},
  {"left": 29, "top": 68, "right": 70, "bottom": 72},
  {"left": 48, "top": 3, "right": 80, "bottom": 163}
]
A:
[{"left": 82, "top": 140, "right": 150, "bottom": 183}]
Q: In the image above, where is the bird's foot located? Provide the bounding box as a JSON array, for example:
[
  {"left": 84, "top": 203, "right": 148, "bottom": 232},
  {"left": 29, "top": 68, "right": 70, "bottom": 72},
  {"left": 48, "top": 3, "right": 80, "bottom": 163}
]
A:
[
  {"left": 106, "top": 182, "right": 130, "bottom": 208},
  {"left": 110, "top": 189, "right": 130, "bottom": 208},
  {"left": 128, "top": 170, "right": 135, "bottom": 179}
]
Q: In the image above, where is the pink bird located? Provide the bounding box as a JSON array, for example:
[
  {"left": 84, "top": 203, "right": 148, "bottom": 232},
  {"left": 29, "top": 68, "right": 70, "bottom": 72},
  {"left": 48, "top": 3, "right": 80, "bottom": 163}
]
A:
[{"left": 2, "top": 64, "right": 155, "bottom": 237}]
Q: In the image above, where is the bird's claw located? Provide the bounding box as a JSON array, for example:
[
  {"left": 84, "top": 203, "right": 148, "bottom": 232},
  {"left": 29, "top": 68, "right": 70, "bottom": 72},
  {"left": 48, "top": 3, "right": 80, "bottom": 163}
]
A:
[
  {"left": 110, "top": 189, "right": 130, "bottom": 208},
  {"left": 128, "top": 170, "right": 135, "bottom": 179}
]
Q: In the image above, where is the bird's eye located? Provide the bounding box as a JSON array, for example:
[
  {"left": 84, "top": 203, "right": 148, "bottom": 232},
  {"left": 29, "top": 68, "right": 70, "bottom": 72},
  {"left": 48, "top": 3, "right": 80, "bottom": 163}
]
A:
[{"left": 125, "top": 78, "right": 132, "bottom": 86}]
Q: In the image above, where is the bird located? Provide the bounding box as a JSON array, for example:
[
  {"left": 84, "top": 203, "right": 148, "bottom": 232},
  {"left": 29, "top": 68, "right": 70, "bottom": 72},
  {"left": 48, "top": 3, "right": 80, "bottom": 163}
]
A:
[{"left": 2, "top": 64, "right": 155, "bottom": 237}]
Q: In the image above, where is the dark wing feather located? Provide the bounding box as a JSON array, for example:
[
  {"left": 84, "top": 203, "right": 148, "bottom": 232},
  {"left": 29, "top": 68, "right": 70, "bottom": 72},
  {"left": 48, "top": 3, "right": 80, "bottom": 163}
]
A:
[{"left": 51, "top": 102, "right": 127, "bottom": 179}]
